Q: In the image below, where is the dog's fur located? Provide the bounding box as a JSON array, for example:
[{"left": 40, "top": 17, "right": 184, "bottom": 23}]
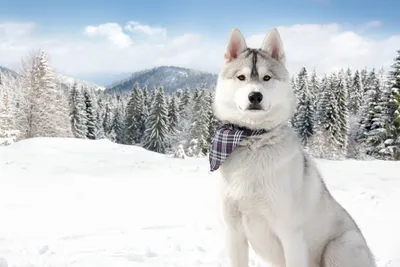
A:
[{"left": 213, "top": 28, "right": 377, "bottom": 267}]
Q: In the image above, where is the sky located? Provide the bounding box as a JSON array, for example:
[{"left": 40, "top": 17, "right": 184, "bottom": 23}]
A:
[{"left": 0, "top": 0, "right": 399, "bottom": 85}]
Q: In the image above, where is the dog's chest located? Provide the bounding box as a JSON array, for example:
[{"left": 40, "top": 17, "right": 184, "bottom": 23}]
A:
[{"left": 219, "top": 140, "right": 288, "bottom": 212}]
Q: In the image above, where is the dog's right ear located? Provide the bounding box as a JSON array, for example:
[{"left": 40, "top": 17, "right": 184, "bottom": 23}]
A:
[{"left": 224, "top": 28, "right": 247, "bottom": 63}]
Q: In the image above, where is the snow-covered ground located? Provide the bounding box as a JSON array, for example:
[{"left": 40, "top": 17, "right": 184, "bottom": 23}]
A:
[{"left": 0, "top": 138, "right": 399, "bottom": 267}]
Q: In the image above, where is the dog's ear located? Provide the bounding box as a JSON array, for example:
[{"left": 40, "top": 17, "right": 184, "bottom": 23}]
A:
[
  {"left": 261, "top": 28, "right": 286, "bottom": 64},
  {"left": 224, "top": 28, "right": 247, "bottom": 63}
]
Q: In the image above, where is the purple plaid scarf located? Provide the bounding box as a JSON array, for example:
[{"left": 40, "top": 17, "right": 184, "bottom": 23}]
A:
[{"left": 209, "top": 123, "right": 267, "bottom": 172}]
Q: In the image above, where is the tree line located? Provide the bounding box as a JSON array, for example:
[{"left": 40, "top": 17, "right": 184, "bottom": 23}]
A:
[{"left": 1, "top": 49, "right": 399, "bottom": 160}]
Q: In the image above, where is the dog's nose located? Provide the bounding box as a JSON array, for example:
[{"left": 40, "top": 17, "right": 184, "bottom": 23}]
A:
[{"left": 248, "top": 92, "right": 263, "bottom": 104}]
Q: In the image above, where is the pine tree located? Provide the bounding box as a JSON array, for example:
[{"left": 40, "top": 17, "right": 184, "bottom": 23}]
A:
[
  {"left": 142, "top": 86, "right": 150, "bottom": 119},
  {"left": 96, "top": 95, "right": 105, "bottom": 139},
  {"left": 335, "top": 71, "right": 349, "bottom": 157},
  {"left": 206, "top": 90, "right": 218, "bottom": 143},
  {"left": 103, "top": 102, "right": 114, "bottom": 138},
  {"left": 142, "top": 87, "right": 169, "bottom": 153},
  {"left": 349, "top": 70, "right": 363, "bottom": 115},
  {"left": 110, "top": 99, "right": 125, "bottom": 144},
  {"left": 178, "top": 88, "right": 191, "bottom": 115},
  {"left": 381, "top": 49, "right": 400, "bottom": 159},
  {"left": 310, "top": 75, "right": 341, "bottom": 159},
  {"left": 290, "top": 75, "right": 299, "bottom": 128},
  {"left": 358, "top": 69, "right": 381, "bottom": 145},
  {"left": 27, "top": 50, "right": 72, "bottom": 138},
  {"left": 344, "top": 68, "right": 352, "bottom": 109},
  {"left": 167, "top": 94, "right": 180, "bottom": 135},
  {"left": 309, "top": 69, "right": 319, "bottom": 115},
  {"left": 125, "top": 83, "right": 145, "bottom": 145},
  {"left": 0, "top": 86, "right": 19, "bottom": 145},
  {"left": 189, "top": 89, "right": 210, "bottom": 155},
  {"left": 360, "top": 68, "right": 368, "bottom": 94},
  {"left": 70, "top": 83, "right": 88, "bottom": 138},
  {"left": 294, "top": 67, "right": 314, "bottom": 147},
  {"left": 84, "top": 87, "right": 97, "bottom": 140}
]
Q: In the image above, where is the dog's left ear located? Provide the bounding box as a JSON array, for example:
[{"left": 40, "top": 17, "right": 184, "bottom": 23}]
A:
[{"left": 261, "top": 28, "right": 286, "bottom": 64}]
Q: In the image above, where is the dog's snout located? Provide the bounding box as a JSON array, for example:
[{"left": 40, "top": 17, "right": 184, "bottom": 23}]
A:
[{"left": 248, "top": 92, "right": 263, "bottom": 105}]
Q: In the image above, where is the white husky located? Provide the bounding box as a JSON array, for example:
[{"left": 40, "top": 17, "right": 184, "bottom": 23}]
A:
[{"left": 212, "top": 28, "right": 376, "bottom": 267}]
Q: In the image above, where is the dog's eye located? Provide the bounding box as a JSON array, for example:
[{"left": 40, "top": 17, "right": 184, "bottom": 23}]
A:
[
  {"left": 263, "top": 75, "right": 271, "bottom": 81},
  {"left": 237, "top": 75, "right": 246, "bottom": 81}
]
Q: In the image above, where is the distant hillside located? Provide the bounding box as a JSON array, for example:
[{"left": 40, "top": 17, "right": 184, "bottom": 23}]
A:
[
  {"left": 0, "top": 65, "right": 103, "bottom": 92},
  {"left": 105, "top": 66, "right": 218, "bottom": 94},
  {"left": 0, "top": 66, "right": 18, "bottom": 78},
  {"left": 57, "top": 74, "right": 105, "bottom": 91}
]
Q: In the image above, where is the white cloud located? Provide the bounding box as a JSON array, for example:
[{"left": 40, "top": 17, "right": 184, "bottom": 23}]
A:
[
  {"left": 247, "top": 23, "right": 399, "bottom": 75},
  {"left": 363, "top": 20, "right": 383, "bottom": 30},
  {"left": 124, "top": 21, "right": 167, "bottom": 37},
  {"left": 0, "top": 22, "right": 36, "bottom": 38},
  {"left": 0, "top": 21, "right": 399, "bottom": 83},
  {"left": 84, "top": 23, "right": 133, "bottom": 48}
]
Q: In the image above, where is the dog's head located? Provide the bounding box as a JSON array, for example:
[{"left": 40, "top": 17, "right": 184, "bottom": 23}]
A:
[{"left": 214, "top": 28, "right": 295, "bottom": 130}]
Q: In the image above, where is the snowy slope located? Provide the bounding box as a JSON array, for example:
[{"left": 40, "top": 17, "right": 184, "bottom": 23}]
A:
[
  {"left": 106, "top": 66, "right": 218, "bottom": 94},
  {"left": 57, "top": 74, "right": 105, "bottom": 91},
  {"left": 0, "top": 138, "right": 399, "bottom": 267}
]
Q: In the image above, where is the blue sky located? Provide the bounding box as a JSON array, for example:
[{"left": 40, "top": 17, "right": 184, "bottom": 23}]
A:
[
  {"left": 1, "top": 0, "right": 399, "bottom": 85},
  {"left": 3, "top": 0, "right": 399, "bottom": 37}
]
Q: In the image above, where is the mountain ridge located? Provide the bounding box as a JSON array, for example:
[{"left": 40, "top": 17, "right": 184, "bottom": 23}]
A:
[{"left": 105, "top": 66, "right": 218, "bottom": 94}]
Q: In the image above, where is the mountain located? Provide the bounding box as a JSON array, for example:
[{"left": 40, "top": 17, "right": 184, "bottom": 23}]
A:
[
  {"left": 105, "top": 66, "right": 218, "bottom": 94},
  {"left": 0, "top": 65, "right": 104, "bottom": 92},
  {"left": 57, "top": 74, "right": 105, "bottom": 91},
  {"left": 0, "top": 66, "right": 18, "bottom": 78}
]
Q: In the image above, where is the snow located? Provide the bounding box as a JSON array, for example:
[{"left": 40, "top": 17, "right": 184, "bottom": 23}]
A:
[
  {"left": 57, "top": 74, "right": 105, "bottom": 91},
  {"left": 0, "top": 138, "right": 399, "bottom": 267}
]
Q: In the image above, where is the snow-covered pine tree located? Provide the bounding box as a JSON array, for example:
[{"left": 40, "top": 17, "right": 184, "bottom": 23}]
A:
[
  {"left": 349, "top": 70, "right": 363, "bottom": 115},
  {"left": 188, "top": 89, "right": 210, "bottom": 156},
  {"left": 178, "top": 88, "right": 191, "bottom": 115},
  {"left": 103, "top": 101, "right": 114, "bottom": 139},
  {"left": 142, "top": 87, "right": 169, "bottom": 153},
  {"left": 293, "top": 67, "right": 314, "bottom": 147},
  {"left": 70, "top": 83, "right": 88, "bottom": 138},
  {"left": 360, "top": 68, "right": 368, "bottom": 94},
  {"left": 290, "top": 75, "right": 299, "bottom": 128},
  {"left": 27, "top": 50, "right": 72, "bottom": 138},
  {"left": 309, "top": 74, "right": 341, "bottom": 159},
  {"left": 206, "top": 89, "right": 218, "bottom": 143},
  {"left": 125, "top": 83, "right": 145, "bottom": 145},
  {"left": 96, "top": 93, "right": 105, "bottom": 139},
  {"left": 166, "top": 93, "right": 182, "bottom": 151},
  {"left": 167, "top": 94, "right": 180, "bottom": 135},
  {"left": 0, "top": 84, "right": 19, "bottom": 145},
  {"left": 335, "top": 70, "right": 349, "bottom": 157},
  {"left": 344, "top": 68, "right": 352, "bottom": 108},
  {"left": 365, "top": 79, "right": 391, "bottom": 158},
  {"left": 309, "top": 68, "right": 319, "bottom": 115},
  {"left": 142, "top": 86, "right": 150, "bottom": 120},
  {"left": 380, "top": 49, "right": 400, "bottom": 159},
  {"left": 358, "top": 68, "right": 381, "bottom": 146},
  {"left": 110, "top": 97, "right": 125, "bottom": 144},
  {"left": 83, "top": 87, "right": 97, "bottom": 140}
]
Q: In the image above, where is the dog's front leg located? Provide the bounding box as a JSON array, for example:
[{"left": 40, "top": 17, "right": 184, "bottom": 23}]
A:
[
  {"left": 222, "top": 201, "right": 249, "bottom": 267},
  {"left": 225, "top": 226, "right": 249, "bottom": 267},
  {"left": 279, "top": 230, "right": 308, "bottom": 267}
]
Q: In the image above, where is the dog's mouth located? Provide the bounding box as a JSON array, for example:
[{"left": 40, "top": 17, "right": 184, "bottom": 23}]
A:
[{"left": 246, "top": 104, "right": 263, "bottom": 111}]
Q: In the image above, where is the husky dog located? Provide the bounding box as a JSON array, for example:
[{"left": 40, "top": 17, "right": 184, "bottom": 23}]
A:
[{"left": 212, "top": 28, "right": 376, "bottom": 267}]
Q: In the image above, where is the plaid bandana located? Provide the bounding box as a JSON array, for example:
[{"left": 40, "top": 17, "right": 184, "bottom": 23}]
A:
[{"left": 209, "top": 123, "right": 267, "bottom": 172}]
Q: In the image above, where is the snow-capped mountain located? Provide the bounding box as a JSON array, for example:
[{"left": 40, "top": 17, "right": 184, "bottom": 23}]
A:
[
  {"left": 0, "top": 65, "right": 104, "bottom": 92},
  {"left": 105, "top": 66, "right": 218, "bottom": 94},
  {"left": 57, "top": 74, "right": 105, "bottom": 91},
  {"left": 0, "top": 66, "right": 18, "bottom": 78}
]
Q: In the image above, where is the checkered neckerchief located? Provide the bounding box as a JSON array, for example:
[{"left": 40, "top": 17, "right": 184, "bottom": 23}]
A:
[{"left": 209, "top": 124, "right": 267, "bottom": 172}]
